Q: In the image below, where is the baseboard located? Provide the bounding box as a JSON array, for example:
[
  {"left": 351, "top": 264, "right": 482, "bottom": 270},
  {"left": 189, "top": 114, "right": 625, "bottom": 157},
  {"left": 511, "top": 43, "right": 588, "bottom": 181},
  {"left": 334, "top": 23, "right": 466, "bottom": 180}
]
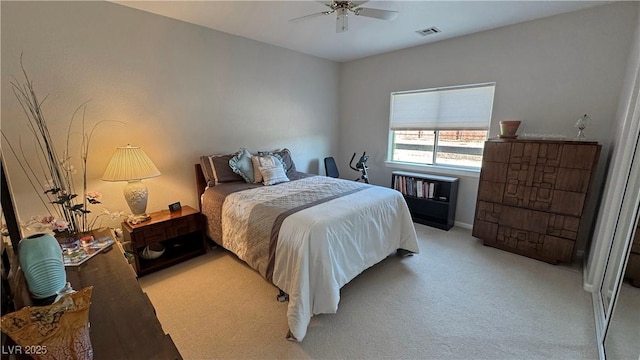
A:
[
  {"left": 454, "top": 221, "right": 473, "bottom": 230},
  {"left": 583, "top": 255, "right": 595, "bottom": 292}
]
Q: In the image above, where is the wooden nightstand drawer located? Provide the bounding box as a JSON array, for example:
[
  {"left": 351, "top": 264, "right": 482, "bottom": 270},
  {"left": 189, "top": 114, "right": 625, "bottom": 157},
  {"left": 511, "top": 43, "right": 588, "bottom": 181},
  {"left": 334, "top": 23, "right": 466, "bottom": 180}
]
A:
[
  {"left": 166, "top": 217, "right": 196, "bottom": 238},
  {"left": 141, "top": 226, "right": 167, "bottom": 245}
]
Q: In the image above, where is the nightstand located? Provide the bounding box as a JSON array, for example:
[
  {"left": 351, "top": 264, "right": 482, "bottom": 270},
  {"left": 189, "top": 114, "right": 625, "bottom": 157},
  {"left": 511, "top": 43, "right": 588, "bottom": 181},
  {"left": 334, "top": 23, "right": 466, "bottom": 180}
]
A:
[{"left": 121, "top": 205, "right": 206, "bottom": 276}]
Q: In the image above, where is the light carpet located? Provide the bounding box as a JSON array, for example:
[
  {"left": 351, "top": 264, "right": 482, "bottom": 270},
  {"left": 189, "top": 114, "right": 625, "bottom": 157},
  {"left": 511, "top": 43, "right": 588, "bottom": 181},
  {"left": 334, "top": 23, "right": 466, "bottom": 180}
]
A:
[{"left": 139, "top": 224, "right": 598, "bottom": 360}]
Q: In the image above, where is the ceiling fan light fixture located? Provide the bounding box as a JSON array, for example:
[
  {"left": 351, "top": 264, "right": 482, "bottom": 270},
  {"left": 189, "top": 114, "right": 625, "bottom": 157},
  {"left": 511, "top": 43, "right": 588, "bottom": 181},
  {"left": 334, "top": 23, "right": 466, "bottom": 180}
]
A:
[{"left": 290, "top": 0, "right": 398, "bottom": 33}]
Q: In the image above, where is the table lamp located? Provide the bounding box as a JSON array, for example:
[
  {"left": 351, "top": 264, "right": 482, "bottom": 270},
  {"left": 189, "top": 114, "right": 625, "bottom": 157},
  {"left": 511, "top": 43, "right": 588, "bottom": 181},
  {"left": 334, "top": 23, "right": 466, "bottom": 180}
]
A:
[{"left": 102, "top": 145, "right": 161, "bottom": 223}]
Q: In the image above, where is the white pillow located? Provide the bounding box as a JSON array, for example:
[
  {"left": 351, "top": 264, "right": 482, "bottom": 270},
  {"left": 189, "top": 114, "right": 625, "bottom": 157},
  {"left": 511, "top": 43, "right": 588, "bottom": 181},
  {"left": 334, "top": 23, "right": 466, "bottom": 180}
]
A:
[
  {"left": 252, "top": 154, "right": 285, "bottom": 184},
  {"left": 260, "top": 165, "right": 289, "bottom": 186}
]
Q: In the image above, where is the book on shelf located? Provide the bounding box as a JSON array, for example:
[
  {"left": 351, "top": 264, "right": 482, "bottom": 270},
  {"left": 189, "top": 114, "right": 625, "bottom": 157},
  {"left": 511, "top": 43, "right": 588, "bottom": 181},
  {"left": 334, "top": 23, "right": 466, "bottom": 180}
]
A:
[
  {"left": 416, "top": 180, "right": 423, "bottom": 198},
  {"left": 393, "top": 174, "right": 443, "bottom": 200}
]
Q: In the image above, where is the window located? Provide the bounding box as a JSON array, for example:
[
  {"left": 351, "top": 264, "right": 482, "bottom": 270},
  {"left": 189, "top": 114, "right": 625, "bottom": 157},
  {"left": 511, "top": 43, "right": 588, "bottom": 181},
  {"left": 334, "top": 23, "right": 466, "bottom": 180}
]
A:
[{"left": 388, "top": 83, "right": 495, "bottom": 169}]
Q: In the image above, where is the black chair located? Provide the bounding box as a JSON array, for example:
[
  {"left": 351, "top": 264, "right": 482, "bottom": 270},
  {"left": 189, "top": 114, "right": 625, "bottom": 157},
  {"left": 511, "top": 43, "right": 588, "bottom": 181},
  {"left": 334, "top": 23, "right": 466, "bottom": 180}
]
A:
[{"left": 324, "top": 157, "right": 339, "bottom": 178}]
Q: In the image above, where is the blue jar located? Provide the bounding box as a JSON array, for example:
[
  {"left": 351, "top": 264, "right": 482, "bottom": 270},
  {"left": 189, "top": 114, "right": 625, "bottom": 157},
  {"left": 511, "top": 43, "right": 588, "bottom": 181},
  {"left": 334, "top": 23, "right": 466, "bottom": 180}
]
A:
[{"left": 18, "top": 233, "right": 66, "bottom": 299}]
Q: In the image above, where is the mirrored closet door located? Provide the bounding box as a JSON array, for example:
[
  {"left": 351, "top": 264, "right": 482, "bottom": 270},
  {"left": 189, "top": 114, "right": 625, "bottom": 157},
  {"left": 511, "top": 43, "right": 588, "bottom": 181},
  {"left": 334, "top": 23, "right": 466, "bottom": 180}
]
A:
[
  {"left": 598, "top": 9, "right": 640, "bottom": 357},
  {"left": 594, "top": 36, "right": 640, "bottom": 356},
  {"left": 603, "top": 209, "right": 640, "bottom": 359},
  {"left": 595, "top": 126, "right": 640, "bottom": 359}
]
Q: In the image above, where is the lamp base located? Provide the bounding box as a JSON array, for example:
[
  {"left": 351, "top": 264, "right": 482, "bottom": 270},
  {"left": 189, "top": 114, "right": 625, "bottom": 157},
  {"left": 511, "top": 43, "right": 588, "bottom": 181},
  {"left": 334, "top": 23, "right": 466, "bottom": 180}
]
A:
[
  {"left": 124, "top": 180, "right": 151, "bottom": 223},
  {"left": 127, "top": 213, "right": 151, "bottom": 224}
]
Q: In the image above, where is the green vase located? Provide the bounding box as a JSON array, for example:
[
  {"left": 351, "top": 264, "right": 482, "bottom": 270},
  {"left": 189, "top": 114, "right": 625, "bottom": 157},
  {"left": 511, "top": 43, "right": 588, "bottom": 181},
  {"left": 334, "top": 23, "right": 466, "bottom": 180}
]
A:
[{"left": 18, "top": 233, "right": 67, "bottom": 299}]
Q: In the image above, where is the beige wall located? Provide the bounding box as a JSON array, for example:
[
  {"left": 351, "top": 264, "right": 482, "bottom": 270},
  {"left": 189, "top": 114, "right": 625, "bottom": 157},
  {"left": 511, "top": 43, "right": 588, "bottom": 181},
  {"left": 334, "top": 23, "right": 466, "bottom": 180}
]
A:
[
  {"left": 1, "top": 1, "right": 339, "bottom": 229},
  {"left": 338, "top": 2, "right": 638, "bottom": 255}
]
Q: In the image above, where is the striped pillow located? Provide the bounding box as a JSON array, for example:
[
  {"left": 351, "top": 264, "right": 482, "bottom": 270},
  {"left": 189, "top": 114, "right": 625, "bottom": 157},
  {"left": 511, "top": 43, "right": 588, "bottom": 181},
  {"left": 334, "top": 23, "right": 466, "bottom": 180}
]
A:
[
  {"left": 200, "top": 153, "right": 244, "bottom": 187},
  {"left": 259, "top": 165, "right": 289, "bottom": 186}
]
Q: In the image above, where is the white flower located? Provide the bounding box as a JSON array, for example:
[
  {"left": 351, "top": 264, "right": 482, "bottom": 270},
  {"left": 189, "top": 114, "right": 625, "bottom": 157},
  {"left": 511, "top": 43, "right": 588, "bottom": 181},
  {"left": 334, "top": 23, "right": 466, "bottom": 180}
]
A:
[
  {"left": 109, "top": 211, "right": 124, "bottom": 220},
  {"left": 60, "top": 159, "right": 77, "bottom": 174}
]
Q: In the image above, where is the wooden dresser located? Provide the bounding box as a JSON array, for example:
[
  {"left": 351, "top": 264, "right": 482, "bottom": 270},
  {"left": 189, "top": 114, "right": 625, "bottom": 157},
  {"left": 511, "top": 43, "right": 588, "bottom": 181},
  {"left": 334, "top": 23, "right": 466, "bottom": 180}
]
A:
[
  {"left": 472, "top": 139, "right": 601, "bottom": 264},
  {"left": 66, "top": 228, "right": 182, "bottom": 359}
]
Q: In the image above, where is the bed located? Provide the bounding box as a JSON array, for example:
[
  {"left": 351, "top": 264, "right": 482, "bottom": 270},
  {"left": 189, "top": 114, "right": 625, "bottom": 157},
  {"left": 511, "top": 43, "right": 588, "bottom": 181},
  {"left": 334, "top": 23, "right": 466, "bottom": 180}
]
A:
[{"left": 195, "top": 148, "right": 419, "bottom": 341}]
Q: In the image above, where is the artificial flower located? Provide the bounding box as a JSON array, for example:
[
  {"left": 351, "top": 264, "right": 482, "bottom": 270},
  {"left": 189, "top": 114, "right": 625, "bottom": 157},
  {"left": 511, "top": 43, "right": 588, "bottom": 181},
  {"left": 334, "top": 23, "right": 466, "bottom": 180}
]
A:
[
  {"left": 3, "top": 57, "right": 123, "bottom": 234},
  {"left": 51, "top": 219, "right": 69, "bottom": 232},
  {"left": 86, "top": 191, "right": 102, "bottom": 204}
]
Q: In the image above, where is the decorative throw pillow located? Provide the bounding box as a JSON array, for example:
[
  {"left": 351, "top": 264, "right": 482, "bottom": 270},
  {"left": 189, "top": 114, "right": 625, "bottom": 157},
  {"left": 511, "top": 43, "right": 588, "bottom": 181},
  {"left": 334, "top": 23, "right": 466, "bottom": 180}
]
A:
[
  {"left": 0, "top": 287, "right": 94, "bottom": 360},
  {"left": 251, "top": 154, "right": 285, "bottom": 184},
  {"left": 272, "top": 148, "right": 297, "bottom": 175},
  {"left": 251, "top": 156, "right": 263, "bottom": 184},
  {"left": 200, "top": 153, "right": 244, "bottom": 186},
  {"left": 260, "top": 165, "right": 289, "bottom": 186},
  {"left": 228, "top": 148, "right": 254, "bottom": 183}
]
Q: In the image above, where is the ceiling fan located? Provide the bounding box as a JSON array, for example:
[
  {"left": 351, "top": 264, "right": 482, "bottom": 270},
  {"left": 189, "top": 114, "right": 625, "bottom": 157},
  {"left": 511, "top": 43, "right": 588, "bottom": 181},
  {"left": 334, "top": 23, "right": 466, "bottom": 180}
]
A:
[{"left": 289, "top": 1, "right": 399, "bottom": 33}]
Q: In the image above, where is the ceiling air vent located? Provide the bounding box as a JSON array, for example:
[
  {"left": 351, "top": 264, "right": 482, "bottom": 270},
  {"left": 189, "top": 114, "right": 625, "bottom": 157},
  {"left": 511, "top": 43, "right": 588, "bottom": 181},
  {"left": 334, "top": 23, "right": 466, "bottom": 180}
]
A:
[{"left": 416, "top": 27, "right": 441, "bottom": 37}]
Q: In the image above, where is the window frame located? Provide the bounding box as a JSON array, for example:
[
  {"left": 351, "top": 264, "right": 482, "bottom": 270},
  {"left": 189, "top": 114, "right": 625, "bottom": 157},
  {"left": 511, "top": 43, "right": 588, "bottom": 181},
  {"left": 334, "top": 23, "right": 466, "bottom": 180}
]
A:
[{"left": 387, "top": 82, "right": 495, "bottom": 175}]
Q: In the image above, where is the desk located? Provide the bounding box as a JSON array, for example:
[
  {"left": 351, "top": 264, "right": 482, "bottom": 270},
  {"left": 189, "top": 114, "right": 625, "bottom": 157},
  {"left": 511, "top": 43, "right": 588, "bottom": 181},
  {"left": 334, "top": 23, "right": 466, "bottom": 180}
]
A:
[{"left": 65, "top": 228, "right": 181, "bottom": 359}]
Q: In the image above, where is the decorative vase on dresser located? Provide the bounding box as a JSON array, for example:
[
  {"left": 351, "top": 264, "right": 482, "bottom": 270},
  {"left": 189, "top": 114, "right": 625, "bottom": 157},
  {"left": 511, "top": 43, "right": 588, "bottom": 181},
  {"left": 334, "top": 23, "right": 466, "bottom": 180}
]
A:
[
  {"left": 18, "top": 233, "right": 66, "bottom": 304},
  {"left": 472, "top": 138, "right": 601, "bottom": 264}
]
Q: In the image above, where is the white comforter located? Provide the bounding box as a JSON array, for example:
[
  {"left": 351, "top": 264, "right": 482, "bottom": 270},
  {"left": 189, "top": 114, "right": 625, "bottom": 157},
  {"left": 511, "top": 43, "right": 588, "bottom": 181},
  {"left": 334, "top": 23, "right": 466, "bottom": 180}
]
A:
[{"left": 221, "top": 176, "right": 419, "bottom": 341}]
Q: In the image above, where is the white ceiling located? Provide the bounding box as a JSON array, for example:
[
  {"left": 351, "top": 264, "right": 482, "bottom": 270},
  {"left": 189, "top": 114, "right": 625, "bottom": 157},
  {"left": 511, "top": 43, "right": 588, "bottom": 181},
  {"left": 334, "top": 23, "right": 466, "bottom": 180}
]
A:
[{"left": 113, "top": 1, "right": 610, "bottom": 62}]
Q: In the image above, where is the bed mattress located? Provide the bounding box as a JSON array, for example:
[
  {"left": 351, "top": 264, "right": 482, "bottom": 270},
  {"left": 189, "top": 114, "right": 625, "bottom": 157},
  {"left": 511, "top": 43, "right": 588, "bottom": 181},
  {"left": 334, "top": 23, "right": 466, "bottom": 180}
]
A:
[{"left": 201, "top": 175, "right": 419, "bottom": 341}]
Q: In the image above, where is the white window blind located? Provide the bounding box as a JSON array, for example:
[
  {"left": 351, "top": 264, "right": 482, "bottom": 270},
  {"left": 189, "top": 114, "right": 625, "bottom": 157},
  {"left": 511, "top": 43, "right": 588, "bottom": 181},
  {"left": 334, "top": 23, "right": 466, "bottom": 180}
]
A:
[{"left": 389, "top": 83, "right": 495, "bottom": 130}]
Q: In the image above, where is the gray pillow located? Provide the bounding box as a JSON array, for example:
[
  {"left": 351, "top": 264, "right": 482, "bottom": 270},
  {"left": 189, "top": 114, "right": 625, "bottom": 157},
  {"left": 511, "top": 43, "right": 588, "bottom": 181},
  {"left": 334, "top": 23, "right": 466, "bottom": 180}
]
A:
[
  {"left": 200, "top": 153, "right": 244, "bottom": 186},
  {"left": 273, "top": 148, "right": 297, "bottom": 175}
]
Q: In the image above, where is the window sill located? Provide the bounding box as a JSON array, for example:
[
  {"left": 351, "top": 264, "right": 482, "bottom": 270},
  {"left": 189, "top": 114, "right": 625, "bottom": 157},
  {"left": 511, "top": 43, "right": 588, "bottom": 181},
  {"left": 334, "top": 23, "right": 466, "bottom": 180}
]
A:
[{"left": 384, "top": 161, "right": 480, "bottom": 178}]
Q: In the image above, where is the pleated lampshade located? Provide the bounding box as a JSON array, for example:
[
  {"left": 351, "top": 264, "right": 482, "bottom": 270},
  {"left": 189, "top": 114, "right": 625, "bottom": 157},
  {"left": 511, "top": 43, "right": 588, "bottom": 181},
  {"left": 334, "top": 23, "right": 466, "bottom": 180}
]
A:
[{"left": 102, "top": 145, "right": 161, "bottom": 182}]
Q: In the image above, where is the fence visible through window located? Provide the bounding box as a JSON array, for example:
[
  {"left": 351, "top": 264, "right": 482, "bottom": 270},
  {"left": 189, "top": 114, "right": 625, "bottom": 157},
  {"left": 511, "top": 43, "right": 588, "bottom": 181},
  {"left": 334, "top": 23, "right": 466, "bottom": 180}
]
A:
[{"left": 392, "top": 130, "right": 487, "bottom": 168}]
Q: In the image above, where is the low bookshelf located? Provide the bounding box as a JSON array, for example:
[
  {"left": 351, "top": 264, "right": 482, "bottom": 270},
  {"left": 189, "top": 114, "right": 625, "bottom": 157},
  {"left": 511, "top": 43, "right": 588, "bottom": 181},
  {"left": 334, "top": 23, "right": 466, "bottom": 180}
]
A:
[{"left": 392, "top": 171, "right": 459, "bottom": 230}]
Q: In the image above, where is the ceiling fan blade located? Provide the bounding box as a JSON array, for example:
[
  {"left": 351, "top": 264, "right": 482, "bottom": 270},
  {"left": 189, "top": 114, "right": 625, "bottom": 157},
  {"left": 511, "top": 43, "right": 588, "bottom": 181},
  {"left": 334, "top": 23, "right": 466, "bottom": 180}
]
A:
[
  {"left": 354, "top": 7, "right": 398, "bottom": 21},
  {"left": 289, "top": 10, "right": 333, "bottom": 23},
  {"left": 336, "top": 8, "right": 348, "bottom": 33},
  {"left": 351, "top": 1, "right": 369, "bottom": 6}
]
